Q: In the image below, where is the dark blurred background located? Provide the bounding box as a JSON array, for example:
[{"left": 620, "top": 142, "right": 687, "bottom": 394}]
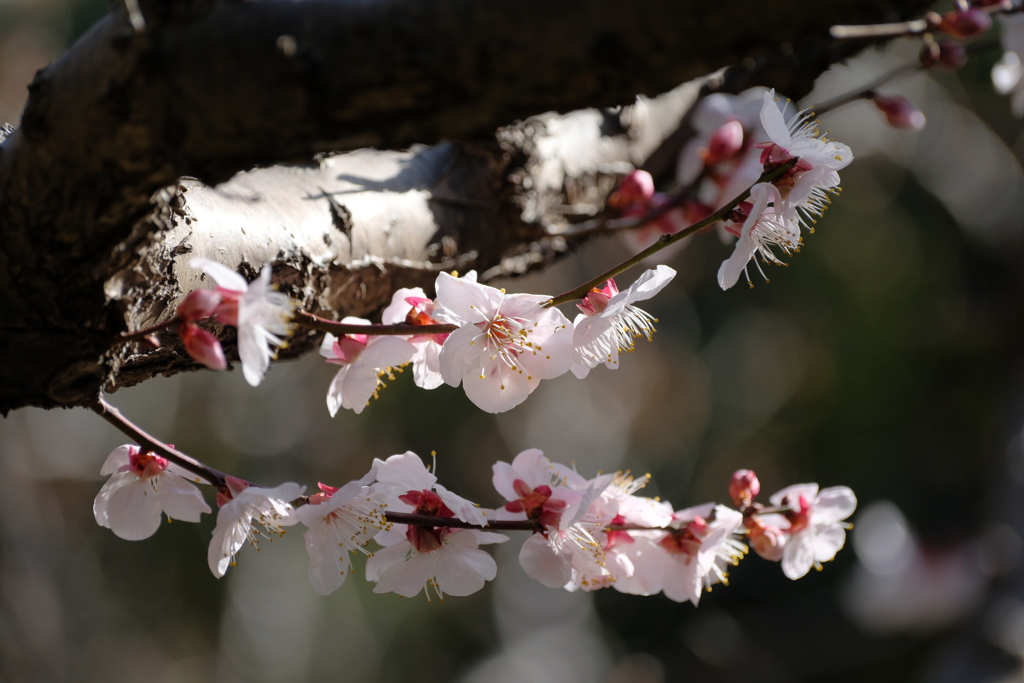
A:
[{"left": 4, "top": 2, "right": 1024, "bottom": 682}]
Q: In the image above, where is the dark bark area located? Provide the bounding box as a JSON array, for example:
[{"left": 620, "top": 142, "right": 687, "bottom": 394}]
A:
[{"left": 0, "top": 0, "right": 931, "bottom": 413}]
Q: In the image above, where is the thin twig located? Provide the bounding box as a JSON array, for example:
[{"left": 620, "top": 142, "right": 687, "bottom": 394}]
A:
[
  {"left": 384, "top": 512, "right": 539, "bottom": 531},
  {"left": 545, "top": 159, "right": 797, "bottom": 306},
  {"left": 294, "top": 311, "right": 457, "bottom": 336},
  {"left": 89, "top": 397, "right": 228, "bottom": 488},
  {"left": 113, "top": 318, "right": 179, "bottom": 345},
  {"left": 812, "top": 62, "right": 924, "bottom": 116}
]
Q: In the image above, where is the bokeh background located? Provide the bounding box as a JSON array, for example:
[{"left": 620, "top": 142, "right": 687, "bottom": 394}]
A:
[{"left": 4, "top": 2, "right": 1024, "bottom": 682}]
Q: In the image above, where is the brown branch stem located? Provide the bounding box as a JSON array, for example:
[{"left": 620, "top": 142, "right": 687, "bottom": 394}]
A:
[
  {"left": 88, "top": 397, "right": 228, "bottom": 488},
  {"left": 114, "top": 318, "right": 180, "bottom": 345},
  {"left": 545, "top": 159, "right": 798, "bottom": 307},
  {"left": 293, "top": 311, "right": 457, "bottom": 337},
  {"left": 812, "top": 62, "right": 924, "bottom": 116}
]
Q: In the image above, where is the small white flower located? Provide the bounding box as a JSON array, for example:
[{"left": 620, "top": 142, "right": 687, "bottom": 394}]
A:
[
  {"left": 319, "top": 317, "right": 416, "bottom": 416},
  {"left": 434, "top": 272, "right": 573, "bottom": 413},
  {"left": 717, "top": 183, "right": 801, "bottom": 290},
  {"left": 571, "top": 265, "right": 676, "bottom": 379},
  {"left": 768, "top": 483, "right": 857, "bottom": 580},
  {"left": 207, "top": 481, "right": 303, "bottom": 578},
  {"left": 189, "top": 258, "right": 294, "bottom": 387},
  {"left": 295, "top": 469, "right": 387, "bottom": 596},
  {"left": 93, "top": 445, "right": 211, "bottom": 541}
]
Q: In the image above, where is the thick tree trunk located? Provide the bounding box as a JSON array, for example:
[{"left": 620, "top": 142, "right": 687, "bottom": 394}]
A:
[{"left": 0, "top": 0, "right": 930, "bottom": 413}]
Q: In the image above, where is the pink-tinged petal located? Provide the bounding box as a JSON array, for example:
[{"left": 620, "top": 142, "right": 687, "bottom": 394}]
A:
[
  {"left": 437, "top": 324, "right": 480, "bottom": 388},
  {"left": 673, "top": 502, "right": 716, "bottom": 524},
  {"left": 565, "top": 479, "right": 611, "bottom": 528},
  {"left": 491, "top": 461, "right": 523, "bottom": 502},
  {"left": 434, "top": 484, "right": 487, "bottom": 526},
  {"left": 326, "top": 365, "right": 369, "bottom": 417},
  {"left": 190, "top": 258, "right": 248, "bottom": 293},
  {"left": 614, "top": 538, "right": 668, "bottom": 596},
  {"left": 717, "top": 182, "right": 775, "bottom": 291},
  {"left": 616, "top": 265, "right": 676, "bottom": 305},
  {"left": 759, "top": 89, "right": 792, "bottom": 148},
  {"left": 364, "top": 540, "right": 411, "bottom": 582},
  {"left": 497, "top": 293, "right": 552, "bottom": 320},
  {"left": 812, "top": 486, "right": 857, "bottom": 525},
  {"left": 769, "top": 483, "right": 820, "bottom": 509},
  {"left": 434, "top": 271, "right": 501, "bottom": 323},
  {"left": 812, "top": 524, "right": 847, "bottom": 564},
  {"left": 304, "top": 526, "right": 353, "bottom": 596},
  {"left": 238, "top": 319, "right": 272, "bottom": 387},
  {"left": 100, "top": 445, "right": 136, "bottom": 475},
  {"left": 102, "top": 474, "right": 164, "bottom": 540},
  {"left": 518, "top": 325, "right": 574, "bottom": 381},
  {"left": 371, "top": 544, "right": 440, "bottom": 597},
  {"left": 461, "top": 356, "right": 532, "bottom": 413},
  {"left": 412, "top": 341, "right": 444, "bottom": 390},
  {"left": 181, "top": 324, "right": 227, "bottom": 370},
  {"left": 435, "top": 543, "right": 497, "bottom": 596},
  {"left": 157, "top": 473, "right": 211, "bottom": 522},
  {"left": 459, "top": 530, "right": 510, "bottom": 546},
  {"left": 782, "top": 533, "right": 816, "bottom": 580},
  {"left": 319, "top": 332, "right": 339, "bottom": 359},
  {"left": 373, "top": 452, "right": 437, "bottom": 492},
  {"left": 381, "top": 287, "right": 426, "bottom": 325},
  {"left": 661, "top": 556, "right": 702, "bottom": 605},
  {"left": 508, "top": 449, "right": 556, "bottom": 490},
  {"left": 519, "top": 533, "right": 572, "bottom": 589},
  {"left": 359, "top": 336, "right": 416, "bottom": 368}
]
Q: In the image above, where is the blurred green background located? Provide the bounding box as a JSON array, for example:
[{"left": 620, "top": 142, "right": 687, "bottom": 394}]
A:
[{"left": 4, "top": 2, "right": 1024, "bottom": 682}]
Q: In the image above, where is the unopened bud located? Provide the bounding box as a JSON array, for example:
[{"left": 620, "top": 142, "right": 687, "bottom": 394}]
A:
[
  {"left": 747, "top": 516, "right": 786, "bottom": 562},
  {"left": 871, "top": 93, "right": 926, "bottom": 130},
  {"left": 609, "top": 169, "right": 655, "bottom": 209},
  {"left": 935, "top": 39, "right": 968, "bottom": 70},
  {"left": 180, "top": 323, "right": 227, "bottom": 371},
  {"left": 729, "top": 469, "right": 761, "bottom": 508},
  {"left": 177, "top": 289, "right": 222, "bottom": 321},
  {"left": 703, "top": 120, "right": 745, "bottom": 166},
  {"left": 938, "top": 8, "right": 992, "bottom": 38}
]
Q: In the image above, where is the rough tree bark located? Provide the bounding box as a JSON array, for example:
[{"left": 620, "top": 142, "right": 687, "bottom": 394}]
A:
[{"left": 0, "top": 0, "right": 930, "bottom": 413}]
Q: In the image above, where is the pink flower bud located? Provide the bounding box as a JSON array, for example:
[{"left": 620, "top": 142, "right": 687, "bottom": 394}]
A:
[
  {"left": 938, "top": 8, "right": 992, "bottom": 38},
  {"left": 729, "top": 469, "right": 761, "bottom": 508},
  {"left": 703, "top": 120, "right": 745, "bottom": 166},
  {"left": 177, "top": 289, "right": 222, "bottom": 321},
  {"left": 871, "top": 93, "right": 926, "bottom": 130},
  {"left": 609, "top": 169, "right": 655, "bottom": 209},
  {"left": 180, "top": 323, "right": 227, "bottom": 370},
  {"left": 934, "top": 39, "right": 968, "bottom": 70},
  {"left": 214, "top": 296, "right": 239, "bottom": 327},
  {"left": 747, "top": 516, "right": 786, "bottom": 562}
]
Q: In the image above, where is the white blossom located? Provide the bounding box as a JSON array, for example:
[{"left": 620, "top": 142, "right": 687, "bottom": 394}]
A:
[
  {"left": 319, "top": 317, "right": 416, "bottom": 416},
  {"left": 207, "top": 481, "right": 303, "bottom": 578}
]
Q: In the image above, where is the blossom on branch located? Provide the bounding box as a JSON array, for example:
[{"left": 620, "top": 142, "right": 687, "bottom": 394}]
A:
[
  {"left": 366, "top": 452, "right": 506, "bottom": 600},
  {"left": 764, "top": 483, "right": 858, "bottom": 580},
  {"left": 571, "top": 265, "right": 676, "bottom": 378},
  {"left": 93, "top": 445, "right": 211, "bottom": 541},
  {"left": 189, "top": 258, "right": 294, "bottom": 386},
  {"left": 295, "top": 469, "right": 387, "bottom": 596},
  {"left": 208, "top": 480, "right": 303, "bottom": 578},
  {"left": 434, "top": 272, "right": 573, "bottom": 413},
  {"left": 319, "top": 318, "right": 416, "bottom": 415},
  {"left": 717, "top": 183, "right": 799, "bottom": 290}
]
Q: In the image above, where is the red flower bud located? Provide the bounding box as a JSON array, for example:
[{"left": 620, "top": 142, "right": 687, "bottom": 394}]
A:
[
  {"left": 703, "top": 120, "right": 745, "bottom": 166},
  {"left": 609, "top": 169, "right": 655, "bottom": 209},
  {"left": 729, "top": 469, "right": 761, "bottom": 508},
  {"left": 871, "top": 93, "right": 926, "bottom": 130},
  {"left": 938, "top": 8, "right": 992, "bottom": 38},
  {"left": 177, "top": 289, "right": 222, "bottom": 321},
  {"left": 180, "top": 323, "right": 227, "bottom": 370}
]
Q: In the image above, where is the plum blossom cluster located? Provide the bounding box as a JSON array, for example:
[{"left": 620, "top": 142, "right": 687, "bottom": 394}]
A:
[
  {"left": 168, "top": 257, "right": 676, "bottom": 415},
  {"left": 93, "top": 443, "right": 857, "bottom": 603}
]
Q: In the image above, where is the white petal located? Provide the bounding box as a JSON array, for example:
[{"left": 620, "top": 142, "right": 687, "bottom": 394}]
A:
[
  {"left": 156, "top": 473, "right": 211, "bottom": 522},
  {"left": 381, "top": 287, "right": 426, "bottom": 325},
  {"left": 411, "top": 341, "right": 445, "bottom": 390},
  {"left": 238, "top": 321, "right": 272, "bottom": 387},
  {"left": 461, "top": 356, "right": 532, "bottom": 413},
  {"left": 365, "top": 540, "right": 411, "bottom": 582},
  {"left": 359, "top": 336, "right": 416, "bottom": 368},
  {"left": 437, "top": 324, "right": 480, "bottom": 388},
  {"left": 519, "top": 533, "right": 573, "bottom": 589},
  {"left": 812, "top": 524, "right": 847, "bottom": 564},
  {"left": 812, "top": 486, "right": 857, "bottom": 525},
  {"left": 372, "top": 546, "right": 438, "bottom": 597},
  {"left": 100, "top": 445, "right": 134, "bottom": 475},
  {"left": 303, "top": 526, "right": 352, "bottom": 596},
  {"left": 338, "top": 365, "right": 381, "bottom": 415},
  {"left": 435, "top": 484, "right": 487, "bottom": 526},
  {"left": 374, "top": 452, "right": 437, "bottom": 491},
  {"left": 319, "top": 333, "right": 338, "bottom": 359},
  {"left": 769, "top": 483, "right": 819, "bottom": 508},
  {"left": 435, "top": 543, "right": 497, "bottom": 596},
  {"left": 190, "top": 258, "right": 248, "bottom": 293},
  {"left": 620, "top": 265, "right": 676, "bottom": 305},
  {"left": 782, "top": 532, "right": 815, "bottom": 580},
  {"left": 434, "top": 271, "right": 501, "bottom": 323},
  {"left": 759, "top": 89, "right": 792, "bottom": 147},
  {"left": 509, "top": 449, "right": 555, "bottom": 489},
  {"left": 103, "top": 475, "right": 164, "bottom": 540}
]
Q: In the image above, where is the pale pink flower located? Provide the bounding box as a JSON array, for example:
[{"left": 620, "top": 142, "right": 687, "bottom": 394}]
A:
[
  {"left": 756, "top": 89, "right": 852, "bottom": 236},
  {"left": 366, "top": 452, "right": 505, "bottom": 600},
  {"left": 433, "top": 272, "right": 573, "bottom": 413},
  {"left": 380, "top": 282, "right": 471, "bottom": 390},
  {"left": 571, "top": 265, "right": 675, "bottom": 379},
  {"left": 207, "top": 481, "right": 303, "bottom": 578},
  {"left": 319, "top": 317, "right": 416, "bottom": 416},
  {"left": 93, "top": 445, "right": 211, "bottom": 541},
  {"left": 491, "top": 448, "right": 588, "bottom": 526},
  {"left": 614, "top": 504, "right": 746, "bottom": 605},
  {"left": 717, "top": 182, "right": 800, "bottom": 290},
  {"left": 189, "top": 258, "right": 294, "bottom": 386},
  {"left": 768, "top": 483, "right": 857, "bottom": 579},
  {"left": 295, "top": 469, "right": 387, "bottom": 596}
]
